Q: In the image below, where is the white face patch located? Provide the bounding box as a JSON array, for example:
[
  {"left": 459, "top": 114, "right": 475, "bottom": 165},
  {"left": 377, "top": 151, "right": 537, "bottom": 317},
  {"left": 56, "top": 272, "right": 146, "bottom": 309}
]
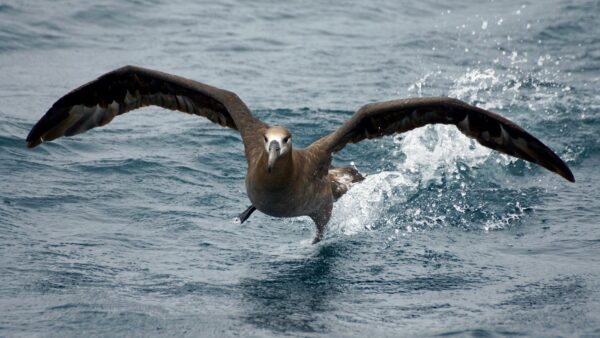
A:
[{"left": 264, "top": 126, "right": 292, "bottom": 154}]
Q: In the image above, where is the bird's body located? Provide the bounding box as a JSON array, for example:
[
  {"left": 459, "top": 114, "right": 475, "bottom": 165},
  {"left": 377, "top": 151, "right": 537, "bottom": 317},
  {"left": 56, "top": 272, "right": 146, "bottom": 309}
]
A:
[
  {"left": 243, "top": 127, "right": 365, "bottom": 241},
  {"left": 26, "top": 65, "right": 575, "bottom": 243}
]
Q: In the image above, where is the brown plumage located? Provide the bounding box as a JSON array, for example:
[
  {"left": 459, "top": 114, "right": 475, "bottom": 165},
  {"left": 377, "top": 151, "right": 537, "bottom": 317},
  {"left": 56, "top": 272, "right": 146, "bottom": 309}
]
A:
[{"left": 26, "top": 65, "right": 575, "bottom": 243}]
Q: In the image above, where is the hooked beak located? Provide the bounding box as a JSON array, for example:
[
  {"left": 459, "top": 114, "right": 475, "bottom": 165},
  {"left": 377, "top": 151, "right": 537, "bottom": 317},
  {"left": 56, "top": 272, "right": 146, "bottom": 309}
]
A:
[{"left": 267, "top": 140, "right": 280, "bottom": 173}]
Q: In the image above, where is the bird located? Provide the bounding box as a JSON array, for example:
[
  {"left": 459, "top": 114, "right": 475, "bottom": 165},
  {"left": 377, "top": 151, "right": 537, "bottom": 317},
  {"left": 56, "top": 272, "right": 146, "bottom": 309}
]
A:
[{"left": 26, "top": 65, "right": 575, "bottom": 243}]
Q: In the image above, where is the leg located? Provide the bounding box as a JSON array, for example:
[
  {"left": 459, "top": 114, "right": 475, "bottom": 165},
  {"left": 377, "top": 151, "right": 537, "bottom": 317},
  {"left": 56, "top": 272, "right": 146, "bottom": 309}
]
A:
[
  {"left": 237, "top": 205, "right": 256, "bottom": 224},
  {"left": 310, "top": 204, "right": 332, "bottom": 244},
  {"left": 311, "top": 221, "right": 326, "bottom": 244}
]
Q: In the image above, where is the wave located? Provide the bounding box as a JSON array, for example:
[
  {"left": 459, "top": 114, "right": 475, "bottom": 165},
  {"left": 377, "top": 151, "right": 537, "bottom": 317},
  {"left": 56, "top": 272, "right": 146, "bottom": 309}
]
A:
[{"left": 326, "top": 61, "right": 585, "bottom": 240}]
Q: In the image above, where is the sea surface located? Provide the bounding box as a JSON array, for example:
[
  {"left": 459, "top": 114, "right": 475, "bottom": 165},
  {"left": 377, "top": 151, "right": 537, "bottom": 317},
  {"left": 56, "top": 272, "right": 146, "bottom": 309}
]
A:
[{"left": 1, "top": 0, "right": 600, "bottom": 336}]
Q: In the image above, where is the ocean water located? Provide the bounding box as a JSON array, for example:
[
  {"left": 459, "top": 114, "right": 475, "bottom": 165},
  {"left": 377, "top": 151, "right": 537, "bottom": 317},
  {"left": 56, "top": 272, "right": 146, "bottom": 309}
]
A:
[{"left": 1, "top": 0, "right": 600, "bottom": 336}]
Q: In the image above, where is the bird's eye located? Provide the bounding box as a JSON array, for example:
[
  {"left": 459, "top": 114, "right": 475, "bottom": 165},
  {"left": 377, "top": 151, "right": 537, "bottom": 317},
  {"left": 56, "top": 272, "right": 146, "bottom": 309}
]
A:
[
  {"left": 264, "top": 136, "right": 268, "bottom": 143},
  {"left": 283, "top": 136, "right": 290, "bottom": 143}
]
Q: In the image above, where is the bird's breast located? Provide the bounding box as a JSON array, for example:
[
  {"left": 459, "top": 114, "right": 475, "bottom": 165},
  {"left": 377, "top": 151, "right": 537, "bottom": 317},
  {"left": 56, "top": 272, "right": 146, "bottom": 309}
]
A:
[{"left": 245, "top": 168, "right": 330, "bottom": 218}]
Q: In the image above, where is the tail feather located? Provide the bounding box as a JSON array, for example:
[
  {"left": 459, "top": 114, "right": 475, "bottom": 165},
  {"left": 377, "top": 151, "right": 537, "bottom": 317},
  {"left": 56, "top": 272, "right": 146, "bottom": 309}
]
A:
[{"left": 329, "top": 166, "right": 365, "bottom": 200}]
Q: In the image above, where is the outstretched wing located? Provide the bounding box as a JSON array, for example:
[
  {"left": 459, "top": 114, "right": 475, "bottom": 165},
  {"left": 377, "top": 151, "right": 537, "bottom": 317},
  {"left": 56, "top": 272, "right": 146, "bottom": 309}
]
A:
[
  {"left": 26, "top": 65, "right": 267, "bottom": 157},
  {"left": 311, "top": 97, "right": 574, "bottom": 182}
]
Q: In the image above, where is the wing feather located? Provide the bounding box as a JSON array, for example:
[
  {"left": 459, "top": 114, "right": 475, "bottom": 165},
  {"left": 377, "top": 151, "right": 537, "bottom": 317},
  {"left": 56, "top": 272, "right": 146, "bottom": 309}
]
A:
[
  {"left": 26, "top": 65, "right": 267, "bottom": 155},
  {"left": 311, "top": 97, "right": 574, "bottom": 182}
]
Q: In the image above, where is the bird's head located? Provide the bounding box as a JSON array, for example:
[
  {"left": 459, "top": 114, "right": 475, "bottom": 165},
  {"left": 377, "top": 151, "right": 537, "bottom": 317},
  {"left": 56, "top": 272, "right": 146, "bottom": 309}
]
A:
[{"left": 264, "top": 126, "right": 292, "bottom": 174}]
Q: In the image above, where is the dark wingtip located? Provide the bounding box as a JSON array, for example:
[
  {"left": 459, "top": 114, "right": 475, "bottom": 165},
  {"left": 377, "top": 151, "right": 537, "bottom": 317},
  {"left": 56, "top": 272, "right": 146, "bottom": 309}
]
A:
[
  {"left": 26, "top": 126, "right": 42, "bottom": 148},
  {"left": 26, "top": 133, "right": 41, "bottom": 148},
  {"left": 562, "top": 168, "right": 575, "bottom": 183},
  {"left": 550, "top": 157, "right": 575, "bottom": 182},
  {"left": 554, "top": 155, "right": 575, "bottom": 183}
]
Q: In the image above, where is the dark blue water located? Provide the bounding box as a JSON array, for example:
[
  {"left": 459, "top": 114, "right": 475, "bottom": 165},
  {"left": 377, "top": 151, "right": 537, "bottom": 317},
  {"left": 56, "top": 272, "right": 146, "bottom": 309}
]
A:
[{"left": 2, "top": 0, "right": 600, "bottom": 336}]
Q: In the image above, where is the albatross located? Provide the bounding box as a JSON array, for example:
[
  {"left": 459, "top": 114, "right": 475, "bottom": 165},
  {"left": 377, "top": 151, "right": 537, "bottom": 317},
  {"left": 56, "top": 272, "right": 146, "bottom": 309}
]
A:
[{"left": 26, "top": 65, "right": 575, "bottom": 243}]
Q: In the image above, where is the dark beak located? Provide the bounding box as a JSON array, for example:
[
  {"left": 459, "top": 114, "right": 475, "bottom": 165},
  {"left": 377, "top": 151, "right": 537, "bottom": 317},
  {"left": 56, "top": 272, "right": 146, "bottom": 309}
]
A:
[{"left": 267, "top": 140, "right": 280, "bottom": 173}]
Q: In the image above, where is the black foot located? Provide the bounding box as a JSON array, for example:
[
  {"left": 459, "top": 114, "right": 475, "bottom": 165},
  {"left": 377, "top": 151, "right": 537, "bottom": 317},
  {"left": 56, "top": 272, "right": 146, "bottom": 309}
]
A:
[{"left": 238, "top": 205, "right": 256, "bottom": 224}]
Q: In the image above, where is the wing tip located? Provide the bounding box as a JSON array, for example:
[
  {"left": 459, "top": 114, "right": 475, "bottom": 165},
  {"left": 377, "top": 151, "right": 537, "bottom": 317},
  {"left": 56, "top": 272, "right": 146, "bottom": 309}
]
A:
[
  {"left": 549, "top": 157, "right": 575, "bottom": 183},
  {"left": 561, "top": 168, "right": 576, "bottom": 183},
  {"left": 26, "top": 138, "right": 41, "bottom": 148},
  {"left": 26, "top": 132, "right": 42, "bottom": 148},
  {"left": 27, "top": 140, "right": 40, "bottom": 148}
]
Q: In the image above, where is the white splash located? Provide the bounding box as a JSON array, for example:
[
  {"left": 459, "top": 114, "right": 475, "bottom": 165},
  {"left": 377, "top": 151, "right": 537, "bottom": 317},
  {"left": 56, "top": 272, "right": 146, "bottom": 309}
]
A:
[
  {"left": 483, "top": 201, "right": 527, "bottom": 232},
  {"left": 328, "top": 171, "right": 414, "bottom": 236},
  {"left": 393, "top": 125, "right": 494, "bottom": 183},
  {"left": 407, "top": 71, "right": 442, "bottom": 97},
  {"left": 448, "top": 68, "right": 506, "bottom": 109},
  {"left": 328, "top": 123, "right": 502, "bottom": 238}
]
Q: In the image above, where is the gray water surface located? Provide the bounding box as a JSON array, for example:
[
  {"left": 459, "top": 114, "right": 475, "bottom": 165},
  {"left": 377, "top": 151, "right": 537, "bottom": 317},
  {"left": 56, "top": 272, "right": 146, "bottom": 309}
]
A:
[{"left": 1, "top": 0, "right": 600, "bottom": 336}]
